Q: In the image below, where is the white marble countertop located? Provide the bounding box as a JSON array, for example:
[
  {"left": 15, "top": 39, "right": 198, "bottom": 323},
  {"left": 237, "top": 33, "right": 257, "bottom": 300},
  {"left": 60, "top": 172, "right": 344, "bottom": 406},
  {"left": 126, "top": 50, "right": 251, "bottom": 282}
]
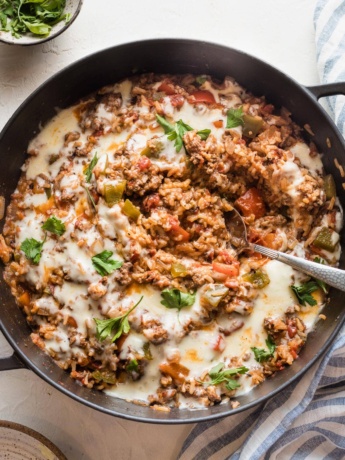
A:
[{"left": 0, "top": 0, "right": 320, "bottom": 458}]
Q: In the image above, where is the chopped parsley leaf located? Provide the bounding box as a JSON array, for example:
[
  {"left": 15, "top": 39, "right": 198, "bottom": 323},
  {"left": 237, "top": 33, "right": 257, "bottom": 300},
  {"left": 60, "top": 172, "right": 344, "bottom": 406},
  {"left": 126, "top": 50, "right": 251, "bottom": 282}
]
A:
[
  {"left": 20, "top": 237, "right": 44, "bottom": 264},
  {"left": 92, "top": 250, "right": 123, "bottom": 276},
  {"left": 41, "top": 216, "right": 65, "bottom": 236},
  {"left": 226, "top": 106, "right": 244, "bottom": 129},
  {"left": 94, "top": 297, "right": 143, "bottom": 342}
]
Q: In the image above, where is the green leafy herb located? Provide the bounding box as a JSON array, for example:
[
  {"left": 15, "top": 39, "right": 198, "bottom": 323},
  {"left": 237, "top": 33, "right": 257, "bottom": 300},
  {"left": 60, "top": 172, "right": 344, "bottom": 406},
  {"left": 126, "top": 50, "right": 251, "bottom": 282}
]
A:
[
  {"left": 291, "top": 281, "right": 319, "bottom": 306},
  {"left": 94, "top": 296, "right": 143, "bottom": 342},
  {"left": 0, "top": 0, "right": 70, "bottom": 38},
  {"left": 161, "top": 288, "right": 196, "bottom": 311},
  {"left": 156, "top": 115, "right": 211, "bottom": 152},
  {"left": 166, "top": 119, "right": 193, "bottom": 153},
  {"left": 20, "top": 237, "right": 44, "bottom": 264},
  {"left": 314, "top": 256, "right": 326, "bottom": 264},
  {"left": 84, "top": 186, "right": 97, "bottom": 210},
  {"left": 197, "top": 129, "right": 211, "bottom": 140},
  {"left": 156, "top": 114, "right": 175, "bottom": 134},
  {"left": 85, "top": 153, "right": 98, "bottom": 183},
  {"left": 226, "top": 106, "right": 244, "bottom": 129},
  {"left": 41, "top": 215, "right": 65, "bottom": 236},
  {"left": 126, "top": 359, "right": 139, "bottom": 373},
  {"left": 251, "top": 336, "right": 276, "bottom": 363},
  {"left": 201, "top": 363, "right": 248, "bottom": 391},
  {"left": 92, "top": 250, "right": 123, "bottom": 276}
]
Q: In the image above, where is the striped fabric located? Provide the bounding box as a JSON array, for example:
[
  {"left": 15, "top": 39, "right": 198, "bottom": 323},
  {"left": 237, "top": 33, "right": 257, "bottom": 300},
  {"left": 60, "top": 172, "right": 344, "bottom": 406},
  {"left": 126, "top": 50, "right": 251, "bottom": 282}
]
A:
[
  {"left": 315, "top": 0, "right": 345, "bottom": 134},
  {"left": 178, "top": 2, "right": 345, "bottom": 458}
]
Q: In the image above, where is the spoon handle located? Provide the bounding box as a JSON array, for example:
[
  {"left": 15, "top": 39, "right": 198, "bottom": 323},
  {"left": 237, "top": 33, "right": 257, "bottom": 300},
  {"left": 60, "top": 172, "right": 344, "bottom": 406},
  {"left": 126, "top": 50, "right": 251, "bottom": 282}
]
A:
[{"left": 252, "top": 244, "right": 345, "bottom": 292}]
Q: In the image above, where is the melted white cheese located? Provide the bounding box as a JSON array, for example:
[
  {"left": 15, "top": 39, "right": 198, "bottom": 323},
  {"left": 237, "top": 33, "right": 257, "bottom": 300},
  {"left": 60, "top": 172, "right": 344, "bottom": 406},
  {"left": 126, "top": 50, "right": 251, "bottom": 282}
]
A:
[
  {"left": 290, "top": 142, "right": 323, "bottom": 174},
  {"left": 26, "top": 107, "right": 80, "bottom": 180},
  {"left": 14, "top": 77, "right": 342, "bottom": 410}
]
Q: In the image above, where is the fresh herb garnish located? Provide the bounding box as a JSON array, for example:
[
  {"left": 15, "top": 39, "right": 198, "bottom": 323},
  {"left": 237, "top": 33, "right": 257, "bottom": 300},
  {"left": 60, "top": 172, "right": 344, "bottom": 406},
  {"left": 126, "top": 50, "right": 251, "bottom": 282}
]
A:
[
  {"left": 251, "top": 336, "right": 276, "bottom": 363},
  {"left": 197, "top": 129, "right": 211, "bottom": 140},
  {"left": 41, "top": 215, "right": 65, "bottom": 236},
  {"left": 0, "top": 0, "right": 70, "bottom": 38},
  {"left": 156, "top": 114, "right": 175, "bottom": 134},
  {"left": 201, "top": 363, "right": 248, "bottom": 390},
  {"left": 291, "top": 281, "right": 319, "bottom": 306},
  {"left": 226, "top": 106, "right": 244, "bottom": 129},
  {"left": 92, "top": 250, "right": 123, "bottom": 276},
  {"left": 84, "top": 186, "right": 97, "bottom": 210},
  {"left": 156, "top": 115, "right": 211, "bottom": 152},
  {"left": 126, "top": 359, "right": 139, "bottom": 373},
  {"left": 170, "top": 120, "right": 193, "bottom": 152},
  {"left": 94, "top": 296, "right": 143, "bottom": 342},
  {"left": 160, "top": 288, "right": 196, "bottom": 311},
  {"left": 85, "top": 153, "right": 98, "bottom": 183},
  {"left": 20, "top": 237, "right": 45, "bottom": 264}
]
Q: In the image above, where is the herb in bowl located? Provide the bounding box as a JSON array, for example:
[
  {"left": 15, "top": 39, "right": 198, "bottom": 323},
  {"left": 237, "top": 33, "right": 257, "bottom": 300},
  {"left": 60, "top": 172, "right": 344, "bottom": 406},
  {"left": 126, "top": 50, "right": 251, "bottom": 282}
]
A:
[{"left": 0, "top": 0, "right": 70, "bottom": 38}]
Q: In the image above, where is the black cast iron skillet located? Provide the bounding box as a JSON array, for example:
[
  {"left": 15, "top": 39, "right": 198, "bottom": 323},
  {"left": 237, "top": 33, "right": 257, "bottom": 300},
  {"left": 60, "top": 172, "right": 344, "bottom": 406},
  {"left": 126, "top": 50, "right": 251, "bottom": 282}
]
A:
[{"left": 1, "top": 39, "right": 345, "bottom": 424}]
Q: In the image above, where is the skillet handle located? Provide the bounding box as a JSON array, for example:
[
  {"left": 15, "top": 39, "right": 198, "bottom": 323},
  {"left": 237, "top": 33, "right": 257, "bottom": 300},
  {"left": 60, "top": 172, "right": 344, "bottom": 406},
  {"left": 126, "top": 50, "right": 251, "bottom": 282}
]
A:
[
  {"left": 307, "top": 82, "right": 345, "bottom": 99},
  {"left": 0, "top": 352, "right": 27, "bottom": 371},
  {"left": 0, "top": 329, "right": 27, "bottom": 371}
]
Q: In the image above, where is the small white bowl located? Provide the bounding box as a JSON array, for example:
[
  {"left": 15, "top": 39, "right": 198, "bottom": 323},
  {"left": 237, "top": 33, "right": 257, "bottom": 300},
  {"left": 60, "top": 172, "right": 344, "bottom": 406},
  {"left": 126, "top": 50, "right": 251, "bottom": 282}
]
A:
[{"left": 0, "top": 0, "right": 83, "bottom": 46}]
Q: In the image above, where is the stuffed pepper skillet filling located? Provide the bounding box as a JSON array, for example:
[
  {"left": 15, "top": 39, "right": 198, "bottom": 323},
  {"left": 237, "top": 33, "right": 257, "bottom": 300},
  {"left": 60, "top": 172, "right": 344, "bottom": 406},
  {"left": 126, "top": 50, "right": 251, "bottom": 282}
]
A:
[{"left": 0, "top": 74, "right": 342, "bottom": 411}]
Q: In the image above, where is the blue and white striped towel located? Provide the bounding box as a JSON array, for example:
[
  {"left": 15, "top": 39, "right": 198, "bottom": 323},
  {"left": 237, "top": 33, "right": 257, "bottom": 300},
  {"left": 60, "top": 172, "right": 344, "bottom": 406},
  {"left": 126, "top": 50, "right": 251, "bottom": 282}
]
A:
[{"left": 178, "top": 2, "right": 345, "bottom": 458}]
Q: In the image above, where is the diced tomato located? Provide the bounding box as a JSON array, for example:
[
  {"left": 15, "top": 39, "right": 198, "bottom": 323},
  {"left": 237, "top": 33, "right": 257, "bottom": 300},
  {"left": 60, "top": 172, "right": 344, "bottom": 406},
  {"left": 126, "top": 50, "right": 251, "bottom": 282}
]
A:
[
  {"left": 235, "top": 188, "right": 266, "bottom": 219},
  {"left": 224, "top": 279, "right": 239, "bottom": 289},
  {"left": 213, "top": 335, "right": 225, "bottom": 352},
  {"left": 168, "top": 215, "right": 190, "bottom": 241},
  {"left": 287, "top": 325, "right": 297, "bottom": 338},
  {"left": 212, "top": 261, "right": 239, "bottom": 277},
  {"left": 158, "top": 81, "right": 176, "bottom": 95},
  {"left": 219, "top": 250, "right": 236, "bottom": 265},
  {"left": 213, "top": 120, "right": 223, "bottom": 128},
  {"left": 171, "top": 225, "right": 190, "bottom": 242},
  {"left": 143, "top": 193, "right": 161, "bottom": 212},
  {"left": 137, "top": 156, "right": 152, "bottom": 171},
  {"left": 169, "top": 94, "right": 184, "bottom": 108},
  {"left": 189, "top": 90, "right": 216, "bottom": 104}
]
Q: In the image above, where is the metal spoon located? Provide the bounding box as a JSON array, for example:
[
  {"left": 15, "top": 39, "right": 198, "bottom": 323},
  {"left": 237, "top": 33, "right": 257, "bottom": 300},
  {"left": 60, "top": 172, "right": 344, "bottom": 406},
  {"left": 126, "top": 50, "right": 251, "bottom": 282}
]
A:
[{"left": 226, "top": 209, "right": 345, "bottom": 292}]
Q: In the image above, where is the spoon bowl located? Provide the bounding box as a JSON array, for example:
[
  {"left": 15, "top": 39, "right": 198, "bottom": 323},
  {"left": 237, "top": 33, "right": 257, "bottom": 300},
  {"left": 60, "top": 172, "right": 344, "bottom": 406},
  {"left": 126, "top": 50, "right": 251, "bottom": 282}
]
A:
[{"left": 226, "top": 208, "right": 345, "bottom": 292}]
